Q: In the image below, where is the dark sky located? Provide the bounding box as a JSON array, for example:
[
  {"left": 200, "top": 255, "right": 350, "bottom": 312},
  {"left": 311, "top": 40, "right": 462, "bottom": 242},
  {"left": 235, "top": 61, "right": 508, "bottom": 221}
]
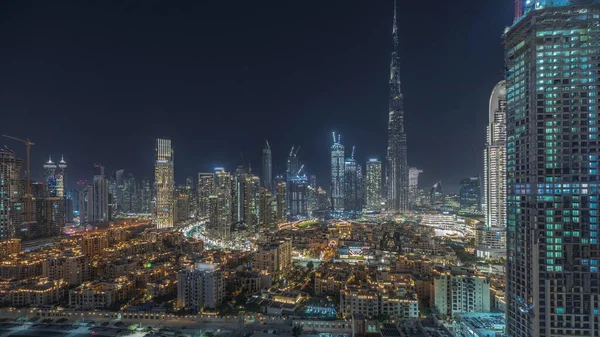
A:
[{"left": 0, "top": 0, "right": 513, "bottom": 192}]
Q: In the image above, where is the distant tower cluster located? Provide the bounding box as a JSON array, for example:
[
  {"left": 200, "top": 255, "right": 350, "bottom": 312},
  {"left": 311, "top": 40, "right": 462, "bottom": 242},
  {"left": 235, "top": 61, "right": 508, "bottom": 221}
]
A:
[
  {"left": 154, "top": 138, "right": 174, "bottom": 228},
  {"left": 385, "top": 1, "right": 409, "bottom": 213}
]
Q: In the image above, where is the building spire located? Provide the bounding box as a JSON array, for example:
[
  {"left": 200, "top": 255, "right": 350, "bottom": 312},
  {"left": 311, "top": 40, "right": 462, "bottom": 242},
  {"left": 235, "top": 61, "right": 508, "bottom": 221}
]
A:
[{"left": 393, "top": 0, "right": 397, "bottom": 35}]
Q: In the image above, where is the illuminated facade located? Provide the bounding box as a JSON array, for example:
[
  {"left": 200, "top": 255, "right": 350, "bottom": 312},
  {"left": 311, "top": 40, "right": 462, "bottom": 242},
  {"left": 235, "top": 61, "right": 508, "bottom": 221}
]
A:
[
  {"left": 154, "top": 138, "right": 174, "bottom": 228},
  {"left": 0, "top": 149, "right": 21, "bottom": 240},
  {"left": 386, "top": 2, "right": 409, "bottom": 212},
  {"left": 484, "top": 81, "right": 507, "bottom": 229},
  {"left": 57, "top": 155, "right": 67, "bottom": 198},
  {"left": 366, "top": 159, "right": 382, "bottom": 211},
  {"left": 505, "top": 3, "right": 600, "bottom": 336},
  {"left": 197, "top": 172, "right": 214, "bottom": 218},
  {"left": 344, "top": 157, "right": 359, "bottom": 212},
  {"left": 262, "top": 141, "right": 272, "bottom": 192},
  {"left": 408, "top": 167, "right": 423, "bottom": 209},
  {"left": 87, "top": 164, "right": 108, "bottom": 223},
  {"left": 330, "top": 133, "right": 345, "bottom": 211},
  {"left": 208, "top": 193, "right": 231, "bottom": 241},
  {"left": 44, "top": 156, "right": 58, "bottom": 197},
  {"left": 275, "top": 177, "right": 287, "bottom": 221},
  {"left": 459, "top": 176, "right": 481, "bottom": 214}
]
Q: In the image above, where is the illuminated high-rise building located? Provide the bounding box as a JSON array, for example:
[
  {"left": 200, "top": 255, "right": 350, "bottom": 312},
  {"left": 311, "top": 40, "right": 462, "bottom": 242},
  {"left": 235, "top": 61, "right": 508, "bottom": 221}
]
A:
[
  {"left": 484, "top": 81, "right": 507, "bottom": 229},
  {"left": 0, "top": 148, "right": 21, "bottom": 240},
  {"left": 87, "top": 164, "right": 108, "bottom": 223},
  {"left": 386, "top": 1, "right": 409, "bottom": 212},
  {"left": 208, "top": 193, "right": 231, "bottom": 241},
  {"left": 330, "top": 132, "right": 345, "bottom": 211},
  {"left": 505, "top": 2, "right": 600, "bottom": 336},
  {"left": 262, "top": 141, "right": 273, "bottom": 192},
  {"left": 140, "top": 179, "right": 151, "bottom": 214},
  {"left": 459, "top": 176, "right": 481, "bottom": 214},
  {"left": 258, "top": 188, "right": 273, "bottom": 225},
  {"left": 344, "top": 156, "right": 359, "bottom": 213},
  {"left": 197, "top": 173, "right": 215, "bottom": 218},
  {"left": 288, "top": 174, "right": 308, "bottom": 218},
  {"left": 365, "top": 159, "right": 382, "bottom": 211},
  {"left": 408, "top": 167, "right": 423, "bottom": 209},
  {"left": 58, "top": 155, "right": 67, "bottom": 197},
  {"left": 44, "top": 156, "right": 58, "bottom": 197},
  {"left": 430, "top": 181, "right": 444, "bottom": 208},
  {"left": 275, "top": 176, "right": 286, "bottom": 221},
  {"left": 154, "top": 138, "right": 174, "bottom": 228}
]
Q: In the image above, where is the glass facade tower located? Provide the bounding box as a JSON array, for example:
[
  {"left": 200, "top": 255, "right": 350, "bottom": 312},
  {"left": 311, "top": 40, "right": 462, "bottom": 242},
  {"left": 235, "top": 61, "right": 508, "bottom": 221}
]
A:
[
  {"left": 505, "top": 2, "right": 600, "bottom": 336},
  {"left": 154, "top": 138, "right": 174, "bottom": 228}
]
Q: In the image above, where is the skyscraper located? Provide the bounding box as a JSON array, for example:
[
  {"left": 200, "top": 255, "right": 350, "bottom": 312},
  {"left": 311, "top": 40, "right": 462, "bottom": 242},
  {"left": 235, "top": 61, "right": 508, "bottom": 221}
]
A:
[
  {"left": 458, "top": 176, "right": 481, "bottom": 214},
  {"left": 330, "top": 132, "right": 345, "bottom": 212},
  {"left": 484, "top": 81, "right": 507, "bottom": 229},
  {"left": 154, "top": 138, "right": 174, "bottom": 228},
  {"left": 275, "top": 176, "right": 287, "bottom": 221},
  {"left": 262, "top": 141, "right": 272, "bottom": 192},
  {"left": 344, "top": 156, "right": 359, "bottom": 213},
  {"left": 44, "top": 156, "right": 58, "bottom": 197},
  {"left": 430, "top": 181, "right": 444, "bottom": 208},
  {"left": 58, "top": 155, "right": 67, "bottom": 198},
  {"left": 197, "top": 173, "right": 215, "bottom": 218},
  {"left": 365, "top": 159, "right": 382, "bottom": 212},
  {"left": 88, "top": 164, "right": 108, "bottom": 223},
  {"left": 386, "top": 1, "right": 409, "bottom": 212},
  {"left": 0, "top": 148, "right": 21, "bottom": 240},
  {"left": 408, "top": 167, "right": 423, "bottom": 209},
  {"left": 505, "top": 2, "right": 600, "bottom": 336}
]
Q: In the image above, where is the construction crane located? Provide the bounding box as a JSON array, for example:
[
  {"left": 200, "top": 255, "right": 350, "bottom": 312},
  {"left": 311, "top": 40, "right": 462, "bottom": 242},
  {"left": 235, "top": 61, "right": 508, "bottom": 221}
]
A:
[{"left": 2, "top": 134, "right": 35, "bottom": 223}]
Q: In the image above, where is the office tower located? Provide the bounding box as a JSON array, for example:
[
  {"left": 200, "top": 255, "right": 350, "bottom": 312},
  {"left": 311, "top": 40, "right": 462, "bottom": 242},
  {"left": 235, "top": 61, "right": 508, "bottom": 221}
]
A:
[
  {"left": 408, "top": 167, "right": 423, "bottom": 209},
  {"left": 366, "top": 159, "right": 382, "bottom": 211},
  {"left": 275, "top": 176, "right": 287, "bottom": 221},
  {"left": 154, "top": 138, "right": 174, "bottom": 228},
  {"left": 459, "top": 176, "right": 481, "bottom": 214},
  {"left": 87, "top": 164, "right": 108, "bottom": 223},
  {"left": 344, "top": 155, "right": 359, "bottom": 213},
  {"left": 307, "top": 174, "right": 317, "bottom": 215},
  {"left": 176, "top": 193, "right": 189, "bottom": 222},
  {"left": 288, "top": 174, "right": 308, "bottom": 218},
  {"left": 248, "top": 175, "right": 260, "bottom": 227},
  {"left": 505, "top": 2, "right": 600, "bottom": 336},
  {"left": 177, "top": 264, "right": 225, "bottom": 312},
  {"left": 114, "top": 169, "right": 124, "bottom": 212},
  {"left": 197, "top": 173, "right": 214, "bottom": 218},
  {"left": 330, "top": 132, "right": 345, "bottom": 211},
  {"left": 0, "top": 148, "right": 21, "bottom": 240},
  {"left": 208, "top": 193, "right": 231, "bottom": 241},
  {"left": 258, "top": 188, "right": 273, "bottom": 225},
  {"left": 121, "top": 173, "right": 136, "bottom": 213},
  {"left": 140, "top": 179, "right": 151, "bottom": 214},
  {"left": 484, "top": 81, "right": 507, "bottom": 230},
  {"left": 356, "top": 164, "right": 364, "bottom": 211},
  {"left": 386, "top": 2, "right": 409, "bottom": 212},
  {"left": 262, "top": 141, "right": 273, "bottom": 192},
  {"left": 34, "top": 197, "right": 65, "bottom": 238},
  {"left": 430, "top": 181, "right": 444, "bottom": 208},
  {"left": 286, "top": 146, "right": 300, "bottom": 214},
  {"left": 44, "top": 156, "right": 58, "bottom": 197},
  {"left": 58, "top": 156, "right": 67, "bottom": 197},
  {"left": 233, "top": 166, "right": 248, "bottom": 224}
]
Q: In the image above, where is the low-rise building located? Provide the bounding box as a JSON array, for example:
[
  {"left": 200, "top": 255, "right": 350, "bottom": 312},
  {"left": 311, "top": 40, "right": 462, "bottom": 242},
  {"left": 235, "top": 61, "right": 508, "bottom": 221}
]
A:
[{"left": 68, "top": 276, "right": 133, "bottom": 310}]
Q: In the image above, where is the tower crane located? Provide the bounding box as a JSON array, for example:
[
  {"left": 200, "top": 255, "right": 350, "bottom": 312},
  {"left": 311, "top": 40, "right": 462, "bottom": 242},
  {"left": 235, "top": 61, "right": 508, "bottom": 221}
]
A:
[{"left": 2, "top": 134, "right": 35, "bottom": 223}]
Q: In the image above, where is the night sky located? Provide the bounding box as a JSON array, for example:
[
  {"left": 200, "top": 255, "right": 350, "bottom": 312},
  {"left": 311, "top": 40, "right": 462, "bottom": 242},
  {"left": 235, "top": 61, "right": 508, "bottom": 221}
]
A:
[{"left": 0, "top": 1, "right": 513, "bottom": 192}]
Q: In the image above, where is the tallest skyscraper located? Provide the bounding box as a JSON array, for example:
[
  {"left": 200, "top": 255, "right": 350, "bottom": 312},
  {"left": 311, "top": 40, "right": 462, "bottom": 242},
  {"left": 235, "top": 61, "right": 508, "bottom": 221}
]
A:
[{"left": 386, "top": 1, "right": 408, "bottom": 212}]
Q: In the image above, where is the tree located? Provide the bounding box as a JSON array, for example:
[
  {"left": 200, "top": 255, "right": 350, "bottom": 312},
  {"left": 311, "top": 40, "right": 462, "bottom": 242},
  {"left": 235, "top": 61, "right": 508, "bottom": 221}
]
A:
[
  {"left": 292, "top": 325, "right": 303, "bottom": 337},
  {"left": 376, "top": 313, "right": 390, "bottom": 322}
]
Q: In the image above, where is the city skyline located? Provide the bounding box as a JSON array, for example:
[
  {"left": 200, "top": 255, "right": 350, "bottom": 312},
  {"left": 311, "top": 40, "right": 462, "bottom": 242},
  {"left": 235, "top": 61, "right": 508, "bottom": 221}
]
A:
[{"left": 0, "top": 1, "right": 512, "bottom": 192}]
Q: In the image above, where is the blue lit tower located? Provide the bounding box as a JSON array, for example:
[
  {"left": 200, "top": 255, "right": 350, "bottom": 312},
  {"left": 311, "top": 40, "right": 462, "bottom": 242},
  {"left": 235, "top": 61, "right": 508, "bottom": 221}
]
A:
[
  {"left": 330, "top": 132, "right": 345, "bottom": 211},
  {"left": 44, "top": 156, "right": 58, "bottom": 197},
  {"left": 386, "top": 1, "right": 409, "bottom": 212},
  {"left": 505, "top": 1, "right": 600, "bottom": 336}
]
